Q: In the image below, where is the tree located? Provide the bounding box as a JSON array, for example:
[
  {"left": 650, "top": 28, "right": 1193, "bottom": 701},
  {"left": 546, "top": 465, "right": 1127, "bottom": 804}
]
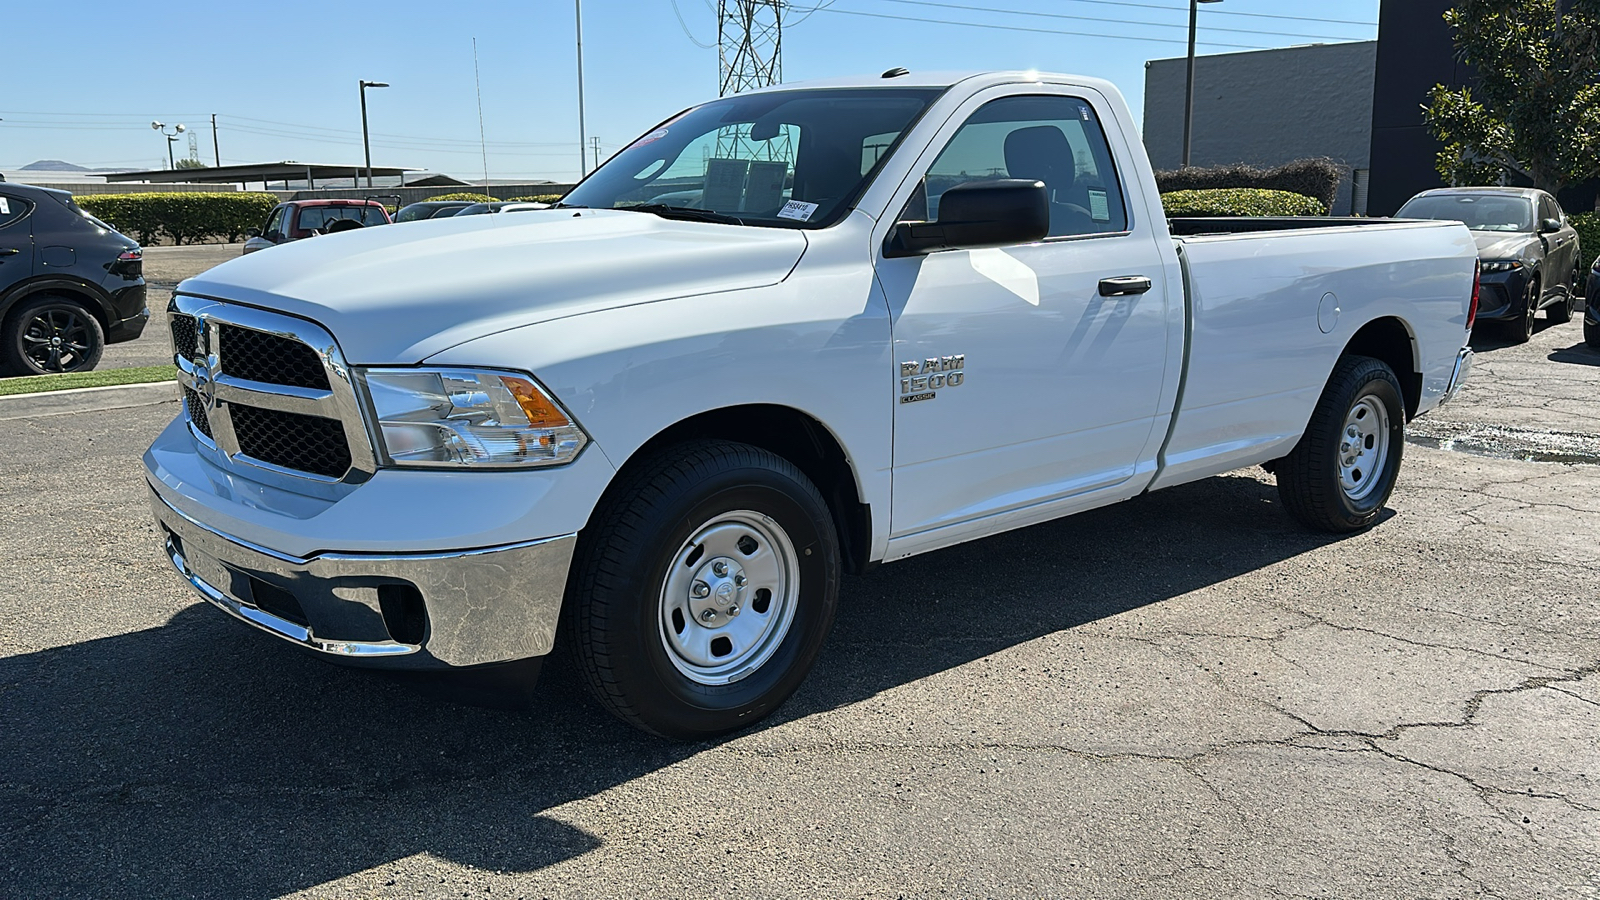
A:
[
  {"left": 174, "top": 158, "right": 208, "bottom": 170},
  {"left": 1424, "top": 0, "right": 1600, "bottom": 195}
]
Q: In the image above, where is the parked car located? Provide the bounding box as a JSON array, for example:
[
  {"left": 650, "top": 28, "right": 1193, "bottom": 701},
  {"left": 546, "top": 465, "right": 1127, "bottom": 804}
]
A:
[
  {"left": 241, "top": 199, "right": 392, "bottom": 254},
  {"left": 451, "top": 201, "right": 551, "bottom": 216},
  {"left": 0, "top": 182, "right": 147, "bottom": 375},
  {"left": 394, "top": 200, "right": 476, "bottom": 222},
  {"left": 1584, "top": 254, "right": 1600, "bottom": 348},
  {"left": 148, "top": 70, "right": 1476, "bottom": 739},
  {"left": 1397, "top": 186, "right": 1581, "bottom": 343}
]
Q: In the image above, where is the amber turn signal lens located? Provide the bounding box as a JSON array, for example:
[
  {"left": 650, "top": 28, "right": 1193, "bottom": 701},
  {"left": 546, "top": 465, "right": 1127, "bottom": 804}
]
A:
[{"left": 500, "top": 376, "right": 571, "bottom": 428}]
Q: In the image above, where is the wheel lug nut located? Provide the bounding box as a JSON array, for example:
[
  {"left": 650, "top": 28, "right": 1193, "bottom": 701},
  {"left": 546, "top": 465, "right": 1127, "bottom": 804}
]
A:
[
  {"left": 691, "top": 581, "right": 710, "bottom": 598},
  {"left": 727, "top": 605, "right": 740, "bottom": 617},
  {"left": 733, "top": 573, "right": 746, "bottom": 587},
  {"left": 700, "top": 609, "right": 717, "bottom": 622},
  {"left": 712, "top": 561, "right": 729, "bottom": 577}
]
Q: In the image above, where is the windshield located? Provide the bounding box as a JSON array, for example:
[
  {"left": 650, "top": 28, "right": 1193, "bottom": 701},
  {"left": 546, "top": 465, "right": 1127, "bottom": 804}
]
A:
[
  {"left": 395, "top": 203, "right": 441, "bottom": 223},
  {"left": 562, "top": 87, "right": 944, "bottom": 228},
  {"left": 1399, "top": 194, "right": 1533, "bottom": 232}
]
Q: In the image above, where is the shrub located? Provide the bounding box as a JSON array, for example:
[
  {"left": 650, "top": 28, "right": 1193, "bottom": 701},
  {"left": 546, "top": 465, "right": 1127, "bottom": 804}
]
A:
[
  {"left": 75, "top": 192, "right": 279, "bottom": 245},
  {"left": 1155, "top": 158, "right": 1345, "bottom": 211},
  {"left": 1570, "top": 212, "right": 1600, "bottom": 264},
  {"left": 423, "top": 192, "right": 495, "bottom": 203},
  {"left": 507, "top": 194, "right": 564, "bottom": 204},
  {"left": 1161, "top": 188, "right": 1327, "bottom": 218}
]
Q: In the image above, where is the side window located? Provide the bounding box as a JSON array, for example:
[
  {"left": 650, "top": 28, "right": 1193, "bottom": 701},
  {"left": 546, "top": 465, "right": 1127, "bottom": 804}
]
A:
[
  {"left": 0, "top": 193, "right": 34, "bottom": 231},
  {"left": 264, "top": 206, "right": 286, "bottom": 236},
  {"left": 1540, "top": 196, "right": 1559, "bottom": 224},
  {"left": 911, "top": 94, "right": 1128, "bottom": 238}
]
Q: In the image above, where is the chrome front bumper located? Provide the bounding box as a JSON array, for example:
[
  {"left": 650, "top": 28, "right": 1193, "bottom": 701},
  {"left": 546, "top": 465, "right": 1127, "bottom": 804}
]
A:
[
  {"left": 1442, "top": 346, "right": 1473, "bottom": 406},
  {"left": 151, "top": 487, "right": 577, "bottom": 669}
]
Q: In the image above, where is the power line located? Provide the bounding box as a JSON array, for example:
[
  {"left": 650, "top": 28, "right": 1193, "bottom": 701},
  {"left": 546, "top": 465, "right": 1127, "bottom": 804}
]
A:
[
  {"left": 808, "top": 6, "right": 1274, "bottom": 50},
  {"left": 944, "top": 0, "right": 1378, "bottom": 27},
  {"left": 672, "top": 0, "right": 717, "bottom": 47},
  {"left": 852, "top": 0, "right": 1373, "bottom": 42}
]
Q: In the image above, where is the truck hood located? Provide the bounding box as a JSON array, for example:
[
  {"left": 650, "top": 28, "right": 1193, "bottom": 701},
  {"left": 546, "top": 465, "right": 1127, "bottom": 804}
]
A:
[
  {"left": 179, "top": 209, "right": 809, "bottom": 363},
  {"left": 1472, "top": 231, "right": 1536, "bottom": 260}
]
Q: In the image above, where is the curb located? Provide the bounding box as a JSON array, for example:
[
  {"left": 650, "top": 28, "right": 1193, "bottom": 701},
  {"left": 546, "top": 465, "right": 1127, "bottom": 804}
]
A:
[{"left": 0, "top": 380, "right": 177, "bottom": 421}]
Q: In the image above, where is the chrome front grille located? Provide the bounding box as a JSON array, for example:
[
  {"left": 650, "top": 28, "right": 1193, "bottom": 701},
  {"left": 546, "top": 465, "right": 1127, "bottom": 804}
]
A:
[{"left": 168, "top": 295, "right": 375, "bottom": 484}]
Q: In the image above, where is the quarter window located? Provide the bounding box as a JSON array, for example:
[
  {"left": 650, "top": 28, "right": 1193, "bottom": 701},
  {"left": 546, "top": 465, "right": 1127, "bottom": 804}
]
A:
[
  {"left": 0, "top": 192, "right": 33, "bottom": 231},
  {"left": 911, "top": 95, "right": 1128, "bottom": 238}
]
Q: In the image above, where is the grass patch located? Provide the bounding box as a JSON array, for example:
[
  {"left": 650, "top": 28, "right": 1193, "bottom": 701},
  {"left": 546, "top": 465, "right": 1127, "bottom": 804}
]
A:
[{"left": 0, "top": 365, "right": 175, "bottom": 397}]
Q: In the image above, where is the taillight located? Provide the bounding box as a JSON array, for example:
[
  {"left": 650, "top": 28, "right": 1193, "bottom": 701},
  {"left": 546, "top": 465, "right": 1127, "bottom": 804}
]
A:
[
  {"left": 1468, "top": 259, "right": 1480, "bottom": 331},
  {"left": 118, "top": 249, "right": 142, "bottom": 261}
]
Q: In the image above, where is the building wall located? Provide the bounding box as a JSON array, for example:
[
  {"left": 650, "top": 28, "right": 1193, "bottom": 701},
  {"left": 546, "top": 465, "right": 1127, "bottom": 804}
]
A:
[
  {"left": 1367, "top": 0, "right": 1461, "bottom": 217},
  {"left": 1143, "top": 42, "right": 1377, "bottom": 215}
]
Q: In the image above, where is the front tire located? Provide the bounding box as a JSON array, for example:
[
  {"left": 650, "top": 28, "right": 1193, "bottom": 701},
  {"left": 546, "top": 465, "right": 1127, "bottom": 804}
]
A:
[
  {"left": 1587, "top": 316, "right": 1600, "bottom": 349},
  {"left": 565, "top": 440, "right": 840, "bottom": 740},
  {"left": 1276, "top": 355, "right": 1406, "bottom": 534},
  {"left": 1507, "top": 277, "right": 1539, "bottom": 344}
]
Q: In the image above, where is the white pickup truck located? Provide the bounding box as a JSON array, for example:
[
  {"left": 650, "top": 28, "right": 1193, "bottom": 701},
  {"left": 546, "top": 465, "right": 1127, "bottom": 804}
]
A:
[{"left": 147, "top": 70, "right": 1477, "bottom": 738}]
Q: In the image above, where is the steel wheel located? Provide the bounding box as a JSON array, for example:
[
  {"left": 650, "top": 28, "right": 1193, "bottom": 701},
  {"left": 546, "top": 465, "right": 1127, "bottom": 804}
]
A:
[
  {"left": 22, "top": 307, "right": 94, "bottom": 372},
  {"left": 658, "top": 510, "right": 800, "bottom": 685},
  {"left": 1337, "top": 396, "right": 1390, "bottom": 502}
]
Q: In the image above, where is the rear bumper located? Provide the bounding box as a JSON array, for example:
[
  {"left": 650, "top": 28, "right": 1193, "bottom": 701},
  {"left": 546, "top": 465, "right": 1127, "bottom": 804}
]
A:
[
  {"left": 1442, "top": 345, "right": 1473, "bottom": 406},
  {"left": 151, "top": 486, "right": 577, "bottom": 670}
]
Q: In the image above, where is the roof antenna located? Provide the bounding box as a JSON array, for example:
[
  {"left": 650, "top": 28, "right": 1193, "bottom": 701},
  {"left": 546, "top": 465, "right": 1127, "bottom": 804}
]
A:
[{"left": 881, "top": 67, "right": 909, "bottom": 78}]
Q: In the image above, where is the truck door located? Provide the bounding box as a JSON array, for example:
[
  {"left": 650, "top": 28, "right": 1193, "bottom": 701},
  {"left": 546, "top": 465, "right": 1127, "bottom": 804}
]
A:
[
  {"left": 875, "top": 89, "right": 1174, "bottom": 549},
  {"left": 0, "top": 189, "right": 36, "bottom": 296}
]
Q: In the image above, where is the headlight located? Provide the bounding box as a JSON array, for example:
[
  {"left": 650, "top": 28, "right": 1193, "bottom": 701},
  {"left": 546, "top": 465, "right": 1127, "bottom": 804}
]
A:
[
  {"left": 1480, "top": 260, "right": 1523, "bottom": 273},
  {"left": 359, "top": 367, "right": 588, "bottom": 468}
]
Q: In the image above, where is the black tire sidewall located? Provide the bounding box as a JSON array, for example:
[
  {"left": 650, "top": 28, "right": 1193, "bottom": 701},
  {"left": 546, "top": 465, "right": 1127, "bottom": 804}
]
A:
[
  {"left": 4, "top": 296, "right": 105, "bottom": 375},
  {"left": 1325, "top": 367, "right": 1406, "bottom": 524},
  {"left": 583, "top": 449, "right": 839, "bottom": 739}
]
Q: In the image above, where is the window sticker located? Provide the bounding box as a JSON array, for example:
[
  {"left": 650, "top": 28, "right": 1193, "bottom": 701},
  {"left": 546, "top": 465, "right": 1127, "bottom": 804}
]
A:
[
  {"left": 1088, "top": 189, "right": 1110, "bottom": 222},
  {"left": 0, "top": 198, "right": 9, "bottom": 215},
  {"left": 745, "top": 160, "right": 788, "bottom": 212},
  {"left": 632, "top": 128, "right": 670, "bottom": 148},
  {"left": 776, "top": 199, "right": 819, "bottom": 222}
]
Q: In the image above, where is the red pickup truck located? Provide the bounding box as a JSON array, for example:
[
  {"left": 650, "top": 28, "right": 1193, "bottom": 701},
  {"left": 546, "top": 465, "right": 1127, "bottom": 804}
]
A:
[{"left": 242, "top": 199, "right": 391, "bottom": 254}]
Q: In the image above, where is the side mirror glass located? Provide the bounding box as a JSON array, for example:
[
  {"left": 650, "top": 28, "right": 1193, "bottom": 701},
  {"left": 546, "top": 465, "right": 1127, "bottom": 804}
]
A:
[
  {"left": 886, "top": 179, "right": 1050, "bottom": 257},
  {"left": 1540, "top": 217, "right": 1563, "bottom": 234}
]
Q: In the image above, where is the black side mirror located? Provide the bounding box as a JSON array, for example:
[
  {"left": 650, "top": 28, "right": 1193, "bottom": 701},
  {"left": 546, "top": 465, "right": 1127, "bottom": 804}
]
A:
[
  {"left": 1540, "top": 218, "right": 1563, "bottom": 234},
  {"left": 265, "top": 230, "right": 284, "bottom": 243},
  {"left": 247, "top": 228, "right": 261, "bottom": 238},
  {"left": 886, "top": 179, "right": 1049, "bottom": 257}
]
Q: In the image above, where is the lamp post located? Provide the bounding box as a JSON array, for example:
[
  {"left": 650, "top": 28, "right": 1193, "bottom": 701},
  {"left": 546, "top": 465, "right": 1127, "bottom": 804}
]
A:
[
  {"left": 151, "top": 121, "right": 186, "bottom": 169},
  {"left": 359, "top": 80, "right": 389, "bottom": 188},
  {"left": 1181, "top": 0, "right": 1224, "bottom": 168},
  {"left": 576, "top": 0, "right": 588, "bottom": 179}
]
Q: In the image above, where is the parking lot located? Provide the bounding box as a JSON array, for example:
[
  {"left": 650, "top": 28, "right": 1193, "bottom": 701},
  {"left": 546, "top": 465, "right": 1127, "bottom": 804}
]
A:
[{"left": 2, "top": 289, "right": 1598, "bottom": 897}]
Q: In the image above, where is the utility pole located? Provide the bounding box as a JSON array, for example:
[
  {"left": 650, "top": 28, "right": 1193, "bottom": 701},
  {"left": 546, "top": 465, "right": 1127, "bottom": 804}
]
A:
[
  {"left": 211, "top": 114, "right": 220, "bottom": 166},
  {"left": 576, "top": 0, "right": 588, "bottom": 179},
  {"left": 591, "top": 137, "right": 602, "bottom": 171}
]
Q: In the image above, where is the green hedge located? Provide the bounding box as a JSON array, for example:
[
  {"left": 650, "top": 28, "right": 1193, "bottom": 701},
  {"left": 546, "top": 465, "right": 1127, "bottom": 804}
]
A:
[
  {"left": 507, "top": 194, "right": 563, "bottom": 204},
  {"left": 1570, "top": 212, "right": 1599, "bottom": 264},
  {"left": 422, "top": 192, "right": 495, "bottom": 203},
  {"left": 1155, "top": 158, "right": 1345, "bottom": 212},
  {"left": 75, "top": 192, "right": 279, "bottom": 245},
  {"left": 1161, "top": 188, "right": 1327, "bottom": 218}
]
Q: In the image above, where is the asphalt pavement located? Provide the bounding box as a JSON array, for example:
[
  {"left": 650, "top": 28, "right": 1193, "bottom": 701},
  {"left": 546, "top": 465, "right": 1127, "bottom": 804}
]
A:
[{"left": 1, "top": 312, "right": 1597, "bottom": 898}]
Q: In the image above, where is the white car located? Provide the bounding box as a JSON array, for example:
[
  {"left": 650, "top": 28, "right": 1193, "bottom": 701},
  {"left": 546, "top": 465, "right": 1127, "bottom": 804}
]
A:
[{"left": 147, "top": 70, "right": 1476, "bottom": 738}]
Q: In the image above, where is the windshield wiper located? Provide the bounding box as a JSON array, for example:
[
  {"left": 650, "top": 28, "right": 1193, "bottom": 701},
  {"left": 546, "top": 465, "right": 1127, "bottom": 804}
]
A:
[{"left": 621, "top": 204, "right": 746, "bottom": 225}]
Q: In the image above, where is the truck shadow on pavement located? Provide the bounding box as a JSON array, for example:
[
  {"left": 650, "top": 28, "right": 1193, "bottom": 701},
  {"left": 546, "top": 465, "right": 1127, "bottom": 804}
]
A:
[
  {"left": 1548, "top": 341, "right": 1600, "bottom": 367},
  {"left": 1, "top": 473, "right": 1345, "bottom": 898}
]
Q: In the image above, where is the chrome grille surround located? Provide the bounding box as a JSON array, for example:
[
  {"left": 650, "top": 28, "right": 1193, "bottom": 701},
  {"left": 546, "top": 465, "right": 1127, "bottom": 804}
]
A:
[{"left": 169, "top": 294, "right": 377, "bottom": 487}]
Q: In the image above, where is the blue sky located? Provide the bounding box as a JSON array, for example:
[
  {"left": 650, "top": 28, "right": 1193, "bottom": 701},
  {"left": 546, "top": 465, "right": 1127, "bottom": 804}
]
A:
[{"left": 4, "top": 0, "right": 1380, "bottom": 182}]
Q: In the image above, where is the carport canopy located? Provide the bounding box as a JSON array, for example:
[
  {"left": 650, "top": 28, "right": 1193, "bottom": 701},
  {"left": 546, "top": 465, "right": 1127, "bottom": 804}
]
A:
[{"left": 103, "top": 162, "right": 420, "bottom": 188}]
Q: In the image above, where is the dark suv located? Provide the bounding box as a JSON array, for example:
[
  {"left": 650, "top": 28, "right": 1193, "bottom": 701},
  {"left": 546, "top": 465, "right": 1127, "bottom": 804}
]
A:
[{"left": 0, "top": 183, "right": 147, "bottom": 375}]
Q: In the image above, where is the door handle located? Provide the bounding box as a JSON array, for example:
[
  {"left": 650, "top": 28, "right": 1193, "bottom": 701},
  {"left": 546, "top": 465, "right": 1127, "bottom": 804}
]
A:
[
  {"left": 0, "top": 248, "right": 18, "bottom": 257},
  {"left": 1099, "top": 275, "right": 1152, "bottom": 297}
]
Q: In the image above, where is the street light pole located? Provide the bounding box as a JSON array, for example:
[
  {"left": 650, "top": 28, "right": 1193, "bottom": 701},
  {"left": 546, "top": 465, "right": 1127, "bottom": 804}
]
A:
[
  {"left": 151, "top": 122, "right": 186, "bottom": 170},
  {"left": 359, "top": 80, "right": 390, "bottom": 188},
  {"left": 1181, "top": 0, "right": 1223, "bottom": 168},
  {"left": 576, "top": 0, "right": 589, "bottom": 180}
]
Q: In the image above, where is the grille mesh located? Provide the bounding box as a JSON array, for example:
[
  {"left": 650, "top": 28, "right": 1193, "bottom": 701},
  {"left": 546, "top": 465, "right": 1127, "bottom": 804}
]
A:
[
  {"left": 219, "top": 324, "right": 330, "bottom": 390},
  {"left": 229, "top": 405, "right": 351, "bottom": 478},
  {"left": 170, "top": 315, "right": 199, "bottom": 359},
  {"left": 182, "top": 388, "right": 213, "bottom": 439}
]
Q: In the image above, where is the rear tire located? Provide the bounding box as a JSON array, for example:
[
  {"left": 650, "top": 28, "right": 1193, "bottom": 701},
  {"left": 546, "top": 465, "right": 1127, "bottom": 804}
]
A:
[
  {"left": 1, "top": 295, "right": 105, "bottom": 376},
  {"left": 1549, "top": 290, "right": 1574, "bottom": 324},
  {"left": 1276, "top": 356, "right": 1406, "bottom": 534},
  {"left": 565, "top": 440, "right": 840, "bottom": 740}
]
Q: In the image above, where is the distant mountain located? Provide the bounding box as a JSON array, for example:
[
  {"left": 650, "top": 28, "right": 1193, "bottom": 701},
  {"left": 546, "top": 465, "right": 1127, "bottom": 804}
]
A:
[{"left": 21, "top": 159, "right": 94, "bottom": 172}]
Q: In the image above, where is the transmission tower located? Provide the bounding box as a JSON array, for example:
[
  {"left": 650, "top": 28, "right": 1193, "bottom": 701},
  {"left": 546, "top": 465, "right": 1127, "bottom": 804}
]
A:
[
  {"left": 186, "top": 132, "right": 201, "bottom": 165},
  {"left": 715, "top": 0, "right": 789, "bottom": 163},
  {"left": 717, "top": 0, "right": 782, "bottom": 96}
]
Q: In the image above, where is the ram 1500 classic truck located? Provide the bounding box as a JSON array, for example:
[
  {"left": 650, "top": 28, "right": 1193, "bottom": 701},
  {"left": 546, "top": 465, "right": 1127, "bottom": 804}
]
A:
[{"left": 146, "top": 70, "right": 1477, "bottom": 739}]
